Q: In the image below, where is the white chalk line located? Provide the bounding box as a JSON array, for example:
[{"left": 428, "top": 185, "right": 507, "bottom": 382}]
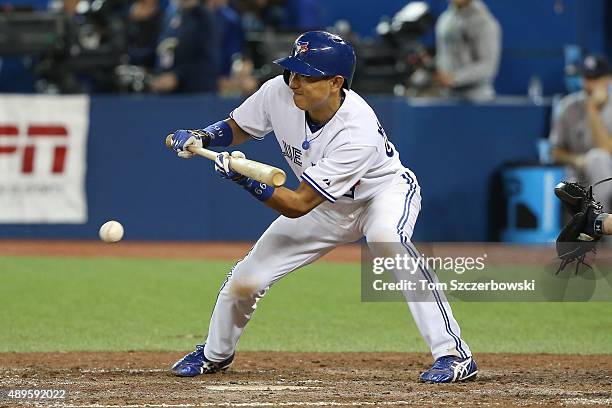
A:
[
  {"left": 563, "top": 397, "right": 612, "bottom": 406},
  {"left": 25, "top": 397, "right": 612, "bottom": 408},
  {"left": 206, "top": 386, "right": 318, "bottom": 391},
  {"left": 23, "top": 402, "right": 417, "bottom": 408},
  {"left": 17, "top": 397, "right": 612, "bottom": 408},
  {"left": 1, "top": 368, "right": 166, "bottom": 373}
]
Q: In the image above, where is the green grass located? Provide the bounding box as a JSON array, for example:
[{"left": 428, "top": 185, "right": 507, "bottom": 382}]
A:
[{"left": 1, "top": 256, "right": 611, "bottom": 354}]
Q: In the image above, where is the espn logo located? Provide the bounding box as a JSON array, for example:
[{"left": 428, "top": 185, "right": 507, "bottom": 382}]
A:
[{"left": 0, "top": 124, "right": 69, "bottom": 174}]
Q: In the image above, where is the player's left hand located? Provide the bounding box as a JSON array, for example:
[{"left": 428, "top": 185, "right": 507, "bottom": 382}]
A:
[
  {"left": 215, "top": 151, "right": 246, "bottom": 180},
  {"left": 169, "top": 129, "right": 206, "bottom": 159}
]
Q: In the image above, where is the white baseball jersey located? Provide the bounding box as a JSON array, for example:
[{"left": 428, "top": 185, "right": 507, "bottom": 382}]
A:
[{"left": 231, "top": 75, "right": 406, "bottom": 203}]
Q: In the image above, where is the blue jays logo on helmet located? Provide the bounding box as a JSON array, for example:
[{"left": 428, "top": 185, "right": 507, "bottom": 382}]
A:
[
  {"left": 274, "top": 31, "right": 356, "bottom": 89},
  {"left": 295, "top": 41, "right": 309, "bottom": 55}
]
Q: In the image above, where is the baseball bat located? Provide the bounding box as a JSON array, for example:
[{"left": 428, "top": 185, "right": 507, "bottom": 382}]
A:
[{"left": 165, "top": 134, "right": 287, "bottom": 187}]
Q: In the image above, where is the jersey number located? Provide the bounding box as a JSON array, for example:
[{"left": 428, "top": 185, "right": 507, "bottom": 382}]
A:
[{"left": 378, "top": 121, "right": 394, "bottom": 157}]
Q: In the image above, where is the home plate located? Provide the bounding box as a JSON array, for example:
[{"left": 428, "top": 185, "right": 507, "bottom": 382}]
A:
[{"left": 206, "top": 385, "right": 317, "bottom": 391}]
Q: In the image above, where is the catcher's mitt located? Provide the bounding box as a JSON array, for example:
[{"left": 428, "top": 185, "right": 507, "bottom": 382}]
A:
[{"left": 554, "top": 181, "right": 604, "bottom": 274}]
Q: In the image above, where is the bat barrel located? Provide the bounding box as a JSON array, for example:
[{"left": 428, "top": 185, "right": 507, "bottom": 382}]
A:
[{"left": 271, "top": 172, "right": 287, "bottom": 187}]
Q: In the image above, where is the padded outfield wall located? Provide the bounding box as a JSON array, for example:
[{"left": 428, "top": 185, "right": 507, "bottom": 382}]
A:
[{"left": 0, "top": 94, "right": 550, "bottom": 241}]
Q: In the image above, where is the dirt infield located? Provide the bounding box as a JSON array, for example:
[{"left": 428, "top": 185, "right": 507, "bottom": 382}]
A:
[
  {"left": 0, "top": 239, "right": 588, "bottom": 265},
  {"left": 0, "top": 240, "right": 356, "bottom": 262},
  {"left": 1, "top": 352, "right": 611, "bottom": 407}
]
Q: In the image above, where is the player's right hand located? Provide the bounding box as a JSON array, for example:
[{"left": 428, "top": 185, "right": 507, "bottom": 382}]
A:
[
  {"left": 169, "top": 129, "right": 209, "bottom": 159},
  {"left": 215, "top": 151, "right": 246, "bottom": 180}
]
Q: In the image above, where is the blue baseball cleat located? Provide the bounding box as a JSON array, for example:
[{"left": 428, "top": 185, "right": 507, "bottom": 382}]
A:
[
  {"left": 419, "top": 356, "right": 478, "bottom": 383},
  {"left": 171, "top": 344, "right": 234, "bottom": 377}
]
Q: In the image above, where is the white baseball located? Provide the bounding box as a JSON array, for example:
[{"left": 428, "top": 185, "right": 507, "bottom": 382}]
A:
[{"left": 99, "top": 220, "right": 124, "bottom": 243}]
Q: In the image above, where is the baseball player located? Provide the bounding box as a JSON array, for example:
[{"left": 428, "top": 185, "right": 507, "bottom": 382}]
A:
[{"left": 167, "top": 31, "right": 477, "bottom": 383}]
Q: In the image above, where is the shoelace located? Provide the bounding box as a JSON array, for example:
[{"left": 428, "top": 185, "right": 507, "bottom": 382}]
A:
[
  {"left": 183, "top": 345, "right": 205, "bottom": 362},
  {"left": 431, "top": 356, "right": 458, "bottom": 369}
]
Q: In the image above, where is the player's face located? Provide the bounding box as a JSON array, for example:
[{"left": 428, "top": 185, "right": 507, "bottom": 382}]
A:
[
  {"left": 288, "top": 72, "right": 342, "bottom": 112},
  {"left": 583, "top": 76, "right": 610, "bottom": 95}
]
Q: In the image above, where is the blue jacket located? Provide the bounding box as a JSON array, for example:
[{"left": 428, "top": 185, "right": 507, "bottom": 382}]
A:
[
  {"left": 215, "top": 5, "right": 244, "bottom": 77},
  {"left": 157, "top": 5, "right": 220, "bottom": 92}
]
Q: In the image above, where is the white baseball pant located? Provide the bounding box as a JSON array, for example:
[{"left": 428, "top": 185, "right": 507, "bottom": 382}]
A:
[{"left": 204, "top": 171, "right": 471, "bottom": 361}]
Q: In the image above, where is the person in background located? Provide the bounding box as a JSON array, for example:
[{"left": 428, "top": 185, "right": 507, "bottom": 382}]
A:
[
  {"left": 206, "top": 0, "right": 258, "bottom": 96},
  {"left": 128, "top": 0, "right": 164, "bottom": 68},
  {"left": 149, "top": 0, "right": 220, "bottom": 93},
  {"left": 434, "top": 0, "right": 501, "bottom": 101},
  {"left": 0, "top": 0, "right": 60, "bottom": 93},
  {"left": 207, "top": 0, "right": 242, "bottom": 77},
  {"left": 551, "top": 55, "right": 612, "bottom": 210},
  {"left": 284, "top": 0, "right": 321, "bottom": 31},
  {"left": 235, "top": 0, "right": 284, "bottom": 31},
  {"left": 234, "top": 0, "right": 321, "bottom": 32},
  {"left": 48, "top": 0, "right": 78, "bottom": 15}
]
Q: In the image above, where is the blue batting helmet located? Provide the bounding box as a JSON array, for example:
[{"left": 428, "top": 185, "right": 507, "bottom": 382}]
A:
[{"left": 274, "top": 31, "right": 356, "bottom": 89}]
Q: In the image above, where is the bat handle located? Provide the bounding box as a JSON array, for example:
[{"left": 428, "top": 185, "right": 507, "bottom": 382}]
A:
[
  {"left": 164, "top": 134, "right": 286, "bottom": 187},
  {"left": 164, "top": 134, "right": 216, "bottom": 160},
  {"left": 165, "top": 134, "right": 173, "bottom": 149}
]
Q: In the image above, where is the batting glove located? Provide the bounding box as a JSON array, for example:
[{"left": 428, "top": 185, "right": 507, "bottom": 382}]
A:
[
  {"left": 216, "top": 151, "right": 274, "bottom": 202},
  {"left": 215, "top": 151, "right": 246, "bottom": 180},
  {"left": 169, "top": 129, "right": 211, "bottom": 159}
]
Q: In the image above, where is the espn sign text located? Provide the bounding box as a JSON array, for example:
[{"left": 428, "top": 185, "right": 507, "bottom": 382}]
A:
[
  {"left": 0, "top": 95, "right": 89, "bottom": 223},
  {"left": 0, "top": 124, "right": 69, "bottom": 174}
]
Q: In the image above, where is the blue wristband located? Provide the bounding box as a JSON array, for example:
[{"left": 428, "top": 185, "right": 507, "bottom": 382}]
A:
[
  {"left": 237, "top": 177, "right": 275, "bottom": 202},
  {"left": 203, "top": 120, "right": 233, "bottom": 147}
]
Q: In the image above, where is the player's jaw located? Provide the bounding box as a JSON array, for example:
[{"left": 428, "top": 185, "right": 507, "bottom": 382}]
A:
[
  {"left": 292, "top": 92, "right": 327, "bottom": 113},
  {"left": 583, "top": 77, "right": 609, "bottom": 96}
]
